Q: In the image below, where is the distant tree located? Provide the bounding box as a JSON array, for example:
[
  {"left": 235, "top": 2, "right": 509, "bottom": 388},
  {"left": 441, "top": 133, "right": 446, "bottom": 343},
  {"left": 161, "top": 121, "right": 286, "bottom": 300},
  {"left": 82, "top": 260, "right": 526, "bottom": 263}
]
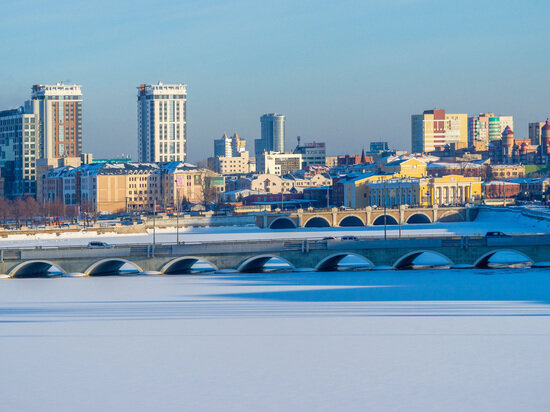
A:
[
  {"left": 23, "top": 196, "right": 40, "bottom": 225},
  {"left": 195, "top": 159, "right": 209, "bottom": 169},
  {"left": 13, "top": 198, "right": 27, "bottom": 228},
  {"left": 51, "top": 199, "right": 66, "bottom": 222},
  {"left": 0, "top": 198, "right": 12, "bottom": 225},
  {"left": 200, "top": 176, "right": 218, "bottom": 210}
]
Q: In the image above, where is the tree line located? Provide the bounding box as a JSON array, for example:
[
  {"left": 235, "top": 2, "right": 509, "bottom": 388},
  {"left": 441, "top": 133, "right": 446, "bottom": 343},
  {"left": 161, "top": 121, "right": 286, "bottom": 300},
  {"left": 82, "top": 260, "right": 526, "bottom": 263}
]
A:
[{"left": 0, "top": 197, "right": 79, "bottom": 227}]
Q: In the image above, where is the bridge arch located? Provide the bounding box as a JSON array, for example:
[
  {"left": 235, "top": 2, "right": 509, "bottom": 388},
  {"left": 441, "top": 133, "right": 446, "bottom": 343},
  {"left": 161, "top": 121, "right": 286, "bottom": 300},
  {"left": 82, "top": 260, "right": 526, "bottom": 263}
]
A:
[
  {"left": 438, "top": 210, "right": 465, "bottom": 222},
  {"left": 394, "top": 250, "right": 454, "bottom": 270},
  {"left": 338, "top": 215, "right": 365, "bottom": 227},
  {"left": 303, "top": 216, "right": 331, "bottom": 228},
  {"left": 406, "top": 213, "right": 431, "bottom": 224},
  {"left": 372, "top": 215, "right": 398, "bottom": 225},
  {"left": 159, "top": 256, "right": 218, "bottom": 274},
  {"left": 474, "top": 249, "right": 533, "bottom": 268},
  {"left": 84, "top": 258, "right": 143, "bottom": 276},
  {"left": 269, "top": 217, "right": 297, "bottom": 229},
  {"left": 315, "top": 253, "right": 374, "bottom": 272},
  {"left": 237, "top": 254, "right": 295, "bottom": 273},
  {"left": 8, "top": 260, "right": 66, "bottom": 278}
]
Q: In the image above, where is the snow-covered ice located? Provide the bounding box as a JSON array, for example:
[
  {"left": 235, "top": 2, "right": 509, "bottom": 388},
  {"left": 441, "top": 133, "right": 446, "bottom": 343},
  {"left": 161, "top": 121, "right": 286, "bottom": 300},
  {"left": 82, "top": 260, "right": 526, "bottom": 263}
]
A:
[
  {"left": 1, "top": 269, "right": 550, "bottom": 411},
  {"left": 1, "top": 208, "right": 550, "bottom": 248}
]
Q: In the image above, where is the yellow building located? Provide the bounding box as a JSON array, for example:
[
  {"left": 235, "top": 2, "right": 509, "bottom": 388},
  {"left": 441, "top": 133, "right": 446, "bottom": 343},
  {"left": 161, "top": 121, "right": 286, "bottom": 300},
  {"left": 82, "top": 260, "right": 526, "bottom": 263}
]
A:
[
  {"left": 362, "top": 175, "right": 482, "bottom": 208},
  {"left": 429, "top": 175, "right": 482, "bottom": 206},
  {"left": 382, "top": 157, "right": 427, "bottom": 178},
  {"left": 488, "top": 164, "right": 525, "bottom": 179},
  {"left": 343, "top": 174, "right": 397, "bottom": 208}
]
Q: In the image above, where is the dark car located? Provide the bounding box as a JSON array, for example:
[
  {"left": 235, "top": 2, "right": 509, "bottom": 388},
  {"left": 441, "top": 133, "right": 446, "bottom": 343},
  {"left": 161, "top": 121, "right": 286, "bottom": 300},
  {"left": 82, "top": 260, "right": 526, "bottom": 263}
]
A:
[
  {"left": 485, "top": 232, "right": 511, "bottom": 237},
  {"left": 341, "top": 236, "right": 359, "bottom": 241},
  {"left": 88, "top": 241, "right": 114, "bottom": 249}
]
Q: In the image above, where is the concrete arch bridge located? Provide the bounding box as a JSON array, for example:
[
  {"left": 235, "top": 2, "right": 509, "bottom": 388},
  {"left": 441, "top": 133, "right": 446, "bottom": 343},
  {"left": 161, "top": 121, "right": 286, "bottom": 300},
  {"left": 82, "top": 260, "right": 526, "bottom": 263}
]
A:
[
  {"left": 1, "top": 234, "right": 549, "bottom": 277},
  {"left": 258, "top": 206, "right": 477, "bottom": 229}
]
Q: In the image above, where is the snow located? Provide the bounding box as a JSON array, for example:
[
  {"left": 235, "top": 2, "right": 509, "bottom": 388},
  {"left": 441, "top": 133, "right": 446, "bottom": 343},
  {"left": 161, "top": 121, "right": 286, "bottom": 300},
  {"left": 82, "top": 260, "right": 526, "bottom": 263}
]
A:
[
  {"left": 0, "top": 209, "right": 549, "bottom": 248},
  {"left": 1, "top": 269, "right": 550, "bottom": 411}
]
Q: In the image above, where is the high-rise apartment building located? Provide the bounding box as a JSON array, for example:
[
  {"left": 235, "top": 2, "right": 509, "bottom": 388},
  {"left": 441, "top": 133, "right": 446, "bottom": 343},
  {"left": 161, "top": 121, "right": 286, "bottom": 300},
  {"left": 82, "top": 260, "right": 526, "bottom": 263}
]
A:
[
  {"left": 529, "top": 121, "right": 547, "bottom": 146},
  {"left": 255, "top": 113, "right": 285, "bottom": 158},
  {"left": 26, "top": 83, "right": 82, "bottom": 159},
  {"left": 137, "top": 82, "right": 187, "bottom": 163},
  {"left": 0, "top": 107, "right": 39, "bottom": 197},
  {"left": 214, "top": 133, "right": 246, "bottom": 157},
  {"left": 468, "top": 113, "right": 513, "bottom": 150},
  {"left": 411, "top": 109, "right": 468, "bottom": 153}
]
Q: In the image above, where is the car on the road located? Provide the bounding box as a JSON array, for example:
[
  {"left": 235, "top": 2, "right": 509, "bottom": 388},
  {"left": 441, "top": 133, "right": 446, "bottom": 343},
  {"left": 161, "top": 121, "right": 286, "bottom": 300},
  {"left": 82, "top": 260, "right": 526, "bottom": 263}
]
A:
[
  {"left": 322, "top": 236, "right": 336, "bottom": 240},
  {"left": 485, "top": 231, "right": 511, "bottom": 237},
  {"left": 341, "top": 236, "right": 359, "bottom": 241},
  {"left": 87, "top": 241, "right": 114, "bottom": 249}
]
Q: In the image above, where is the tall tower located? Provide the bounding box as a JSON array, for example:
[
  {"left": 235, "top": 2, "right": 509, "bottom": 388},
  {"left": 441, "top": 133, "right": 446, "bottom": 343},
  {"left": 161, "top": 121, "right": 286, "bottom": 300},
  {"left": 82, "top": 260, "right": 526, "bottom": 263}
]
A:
[
  {"left": 255, "top": 113, "right": 285, "bottom": 157},
  {"left": 542, "top": 120, "right": 550, "bottom": 156},
  {"left": 138, "top": 82, "right": 187, "bottom": 163},
  {"left": 502, "top": 126, "right": 515, "bottom": 158},
  {"left": 26, "top": 83, "right": 82, "bottom": 159}
]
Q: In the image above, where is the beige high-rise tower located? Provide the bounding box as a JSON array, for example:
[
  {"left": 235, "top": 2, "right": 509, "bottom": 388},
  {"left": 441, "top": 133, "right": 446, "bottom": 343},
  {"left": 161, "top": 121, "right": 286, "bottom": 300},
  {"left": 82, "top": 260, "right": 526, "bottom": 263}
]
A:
[{"left": 411, "top": 109, "right": 468, "bottom": 153}]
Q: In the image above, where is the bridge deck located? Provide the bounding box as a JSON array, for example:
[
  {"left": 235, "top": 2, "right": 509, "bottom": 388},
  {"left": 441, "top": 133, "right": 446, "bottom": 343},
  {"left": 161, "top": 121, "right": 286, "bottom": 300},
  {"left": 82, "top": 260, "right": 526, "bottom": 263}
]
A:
[{"left": 1, "top": 234, "right": 549, "bottom": 276}]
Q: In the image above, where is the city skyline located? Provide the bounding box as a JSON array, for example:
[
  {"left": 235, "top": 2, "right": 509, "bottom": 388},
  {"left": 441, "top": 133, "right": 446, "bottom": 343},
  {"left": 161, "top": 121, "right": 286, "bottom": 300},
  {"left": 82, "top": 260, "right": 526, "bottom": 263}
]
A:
[{"left": 1, "top": 1, "right": 549, "bottom": 162}]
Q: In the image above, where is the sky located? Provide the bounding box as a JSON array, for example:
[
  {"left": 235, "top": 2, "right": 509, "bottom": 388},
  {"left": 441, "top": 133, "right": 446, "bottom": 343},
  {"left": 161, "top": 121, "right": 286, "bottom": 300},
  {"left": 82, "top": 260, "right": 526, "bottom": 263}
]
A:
[{"left": 0, "top": 0, "right": 548, "bottom": 162}]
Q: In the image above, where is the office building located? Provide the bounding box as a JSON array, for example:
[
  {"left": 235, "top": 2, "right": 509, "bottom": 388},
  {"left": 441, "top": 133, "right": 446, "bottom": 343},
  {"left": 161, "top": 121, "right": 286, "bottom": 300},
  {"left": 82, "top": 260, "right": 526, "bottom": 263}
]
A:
[
  {"left": 255, "top": 113, "right": 285, "bottom": 158},
  {"left": 257, "top": 152, "right": 302, "bottom": 176},
  {"left": 468, "top": 113, "right": 513, "bottom": 150},
  {"left": 26, "top": 83, "right": 82, "bottom": 159},
  {"left": 293, "top": 137, "right": 326, "bottom": 167},
  {"left": 411, "top": 109, "right": 468, "bottom": 153},
  {"left": 529, "top": 121, "right": 548, "bottom": 146},
  {"left": 0, "top": 107, "right": 39, "bottom": 197},
  {"left": 138, "top": 82, "right": 187, "bottom": 163},
  {"left": 370, "top": 141, "right": 389, "bottom": 153}
]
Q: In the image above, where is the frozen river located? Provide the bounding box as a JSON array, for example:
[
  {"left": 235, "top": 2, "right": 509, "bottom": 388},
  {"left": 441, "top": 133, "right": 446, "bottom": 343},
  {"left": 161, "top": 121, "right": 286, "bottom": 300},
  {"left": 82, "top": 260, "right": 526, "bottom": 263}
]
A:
[{"left": 1, "top": 268, "right": 550, "bottom": 411}]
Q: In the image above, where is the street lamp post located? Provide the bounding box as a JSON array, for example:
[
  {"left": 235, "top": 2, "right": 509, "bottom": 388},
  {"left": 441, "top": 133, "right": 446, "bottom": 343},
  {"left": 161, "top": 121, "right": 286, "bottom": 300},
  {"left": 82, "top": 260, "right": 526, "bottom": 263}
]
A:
[
  {"left": 383, "top": 179, "right": 387, "bottom": 240},
  {"left": 176, "top": 190, "right": 180, "bottom": 245},
  {"left": 398, "top": 179, "right": 402, "bottom": 239},
  {"left": 152, "top": 198, "right": 156, "bottom": 257}
]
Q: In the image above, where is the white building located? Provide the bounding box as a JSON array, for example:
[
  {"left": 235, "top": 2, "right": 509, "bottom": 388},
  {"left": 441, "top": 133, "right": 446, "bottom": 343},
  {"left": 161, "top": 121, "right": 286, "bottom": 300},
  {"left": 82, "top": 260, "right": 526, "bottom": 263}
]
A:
[
  {"left": 26, "top": 83, "right": 83, "bottom": 160},
  {"left": 213, "top": 151, "right": 250, "bottom": 175},
  {"left": 138, "top": 82, "right": 187, "bottom": 163},
  {"left": 257, "top": 152, "right": 302, "bottom": 176},
  {"left": 214, "top": 133, "right": 246, "bottom": 157}
]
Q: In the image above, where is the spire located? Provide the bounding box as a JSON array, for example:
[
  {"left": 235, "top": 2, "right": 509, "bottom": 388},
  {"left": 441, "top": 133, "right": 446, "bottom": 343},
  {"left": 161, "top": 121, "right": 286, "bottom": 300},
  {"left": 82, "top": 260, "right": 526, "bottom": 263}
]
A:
[{"left": 361, "top": 147, "right": 367, "bottom": 164}]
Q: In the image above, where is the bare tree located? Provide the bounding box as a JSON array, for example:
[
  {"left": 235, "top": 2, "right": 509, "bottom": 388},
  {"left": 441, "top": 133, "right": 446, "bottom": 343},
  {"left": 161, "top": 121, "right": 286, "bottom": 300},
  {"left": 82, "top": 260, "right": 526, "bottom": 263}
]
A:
[
  {"left": 13, "top": 198, "right": 27, "bottom": 228},
  {"left": 0, "top": 198, "right": 12, "bottom": 226},
  {"left": 200, "top": 176, "right": 217, "bottom": 210},
  {"left": 24, "top": 197, "right": 39, "bottom": 226},
  {"left": 51, "top": 199, "right": 66, "bottom": 224}
]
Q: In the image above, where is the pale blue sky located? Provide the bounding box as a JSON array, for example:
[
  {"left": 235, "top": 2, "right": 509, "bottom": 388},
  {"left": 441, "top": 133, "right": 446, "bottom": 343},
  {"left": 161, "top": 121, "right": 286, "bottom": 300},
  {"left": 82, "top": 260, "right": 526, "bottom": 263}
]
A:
[{"left": 0, "top": 0, "right": 548, "bottom": 161}]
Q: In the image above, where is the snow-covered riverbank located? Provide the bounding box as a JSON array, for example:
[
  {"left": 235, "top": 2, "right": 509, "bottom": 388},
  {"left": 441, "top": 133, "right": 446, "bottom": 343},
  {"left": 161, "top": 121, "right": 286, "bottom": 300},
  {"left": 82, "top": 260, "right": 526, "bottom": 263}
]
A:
[{"left": 0, "top": 208, "right": 549, "bottom": 248}]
